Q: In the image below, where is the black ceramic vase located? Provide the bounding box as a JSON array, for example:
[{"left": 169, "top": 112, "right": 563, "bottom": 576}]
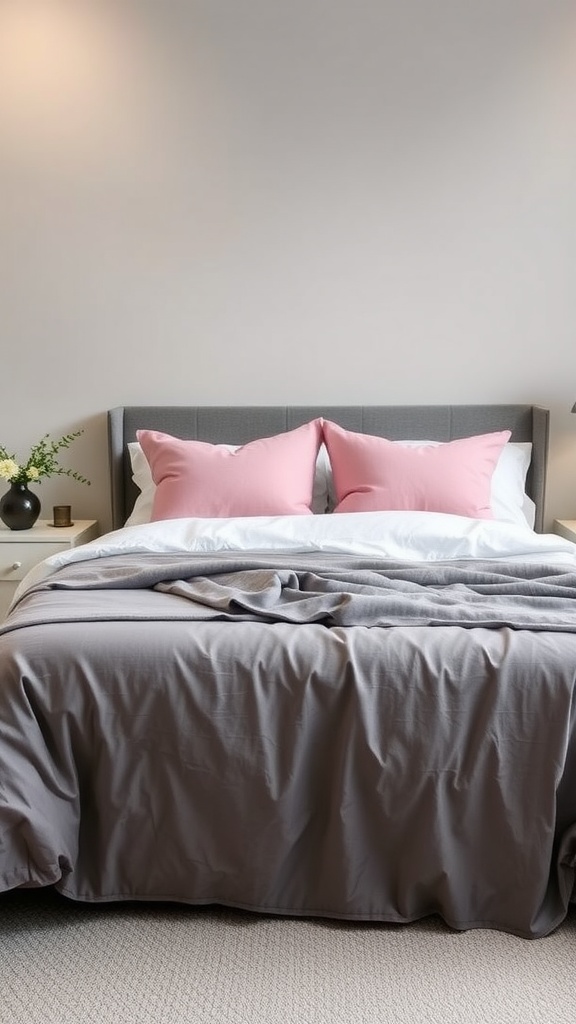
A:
[{"left": 0, "top": 482, "right": 41, "bottom": 530}]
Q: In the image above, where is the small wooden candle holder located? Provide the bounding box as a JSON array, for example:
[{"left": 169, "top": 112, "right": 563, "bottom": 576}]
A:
[{"left": 53, "top": 505, "right": 73, "bottom": 527}]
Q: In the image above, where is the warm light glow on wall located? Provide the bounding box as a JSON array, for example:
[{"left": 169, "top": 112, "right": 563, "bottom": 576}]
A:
[{"left": 0, "top": 0, "right": 149, "bottom": 168}]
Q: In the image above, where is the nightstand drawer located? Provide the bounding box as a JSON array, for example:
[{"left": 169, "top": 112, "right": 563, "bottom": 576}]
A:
[
  {"left": 0, "top": 520, "right": 98, "bottom": 621},
  {"left": 0, "top": 543, "right": 68, "bottom": 581}
]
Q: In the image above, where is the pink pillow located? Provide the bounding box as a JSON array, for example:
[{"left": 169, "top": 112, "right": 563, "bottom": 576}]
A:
[
  {"left": 137, "top": 420, "right": 323, "bottom": 520},
  {"left": 322, "top": 421, "right": 512, "bottom": 518}
]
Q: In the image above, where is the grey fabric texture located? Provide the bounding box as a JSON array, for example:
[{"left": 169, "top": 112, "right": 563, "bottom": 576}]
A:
[
  {"left": 1, "top": 551, "right": 576, "bottom": 939},
  {"left": 7, "top": 551, "right": 576, "bottom": 631}
]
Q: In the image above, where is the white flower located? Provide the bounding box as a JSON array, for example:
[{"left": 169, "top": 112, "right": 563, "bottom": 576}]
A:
[
  {"left": 0, "top": 430, "right": 89, "bottom": 488},
  {"left": 0, "top": 458, "right": 19, "bottom": 481}
]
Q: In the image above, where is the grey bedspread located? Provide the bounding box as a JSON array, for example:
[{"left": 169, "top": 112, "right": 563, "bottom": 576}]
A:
[
  {"left": 1, "top": 551, "right": 576, "bottom": 938},
  {"left": 7, "top": 551, "right": 576, "bottom": 629}
]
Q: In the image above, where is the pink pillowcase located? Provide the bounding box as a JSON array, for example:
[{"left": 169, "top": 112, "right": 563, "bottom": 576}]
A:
[
  {"left": 137, "top": 420, "right": 323, "bottom": 520},
  {"left": 322, "top": 421, "right": 512, "bottom": 518}
]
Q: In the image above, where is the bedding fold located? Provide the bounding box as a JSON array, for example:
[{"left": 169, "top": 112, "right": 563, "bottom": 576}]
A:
[{"left": 5, "top": 551, "right": 576, "bottom": 633}]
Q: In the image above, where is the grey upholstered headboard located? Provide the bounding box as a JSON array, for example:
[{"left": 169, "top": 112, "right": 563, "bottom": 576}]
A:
[{"left": 108, "top": 405, "right": 549, "bottom": 532}]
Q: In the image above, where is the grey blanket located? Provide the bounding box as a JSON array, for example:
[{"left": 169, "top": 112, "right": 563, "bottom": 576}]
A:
[
  {"left": 2, "top": 550, "right": 576, "bottom": 939},
  {"left": 6, "top": 551, "right": 576, "bottom": 631}
]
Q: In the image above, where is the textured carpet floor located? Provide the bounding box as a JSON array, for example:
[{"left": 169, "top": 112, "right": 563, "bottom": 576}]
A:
[{"left": 1, "top": 889, "right": 576, "bottom": 1024}]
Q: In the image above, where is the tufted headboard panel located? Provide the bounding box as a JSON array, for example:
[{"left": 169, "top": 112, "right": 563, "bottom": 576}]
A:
[{"left": 108, "top": 404, "right": 549, "bottom": 532}]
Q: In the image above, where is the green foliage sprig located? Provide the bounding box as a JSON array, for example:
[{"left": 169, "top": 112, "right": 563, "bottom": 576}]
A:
[{"left": 0, "top": 430, "right": 90, "bottom": 486}]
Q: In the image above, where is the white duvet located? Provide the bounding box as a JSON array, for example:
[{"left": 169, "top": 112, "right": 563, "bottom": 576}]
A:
[{"left": 11, "top": 511, "right": 576, "bottom": 611}]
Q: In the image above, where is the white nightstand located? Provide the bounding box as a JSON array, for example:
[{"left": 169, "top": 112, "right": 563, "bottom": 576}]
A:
[
  {"left": 553, "top": 520, "right": 576, "bottom": 544},
  {"left": 0, "top": 519, "right": 99, "bottom": 620}
]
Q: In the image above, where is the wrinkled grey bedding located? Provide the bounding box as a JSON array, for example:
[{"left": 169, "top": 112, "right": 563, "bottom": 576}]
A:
[{"left": 1, "top": 550, "right": 576, "bottom": 938}]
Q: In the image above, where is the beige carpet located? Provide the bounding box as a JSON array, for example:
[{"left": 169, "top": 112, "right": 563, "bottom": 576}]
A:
[{"left": 1, "top": 889, "right": 576, "bottom": 1024}]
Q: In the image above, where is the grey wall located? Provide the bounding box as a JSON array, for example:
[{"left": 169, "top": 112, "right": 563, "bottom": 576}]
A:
[{"left": 0, "top": 0, "right": 574, "bottom": 532}]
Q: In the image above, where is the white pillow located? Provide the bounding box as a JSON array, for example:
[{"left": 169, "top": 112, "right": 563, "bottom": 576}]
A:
[
  {"left": 125, "top": 442, "right": 157, "bottom": 526},
  {"left": 491, "top": 442, "right": 535, "bottom": 528},
  {"left": 324, "top": 439, "right": 534, "bottom": 528},
  {"left": 125, "top": 440, "right": 332, "bottom": 526}
]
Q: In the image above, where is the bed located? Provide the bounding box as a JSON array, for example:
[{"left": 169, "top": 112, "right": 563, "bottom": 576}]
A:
[{"left": 2, "top": 403, "right": 576, "bottom": 940}]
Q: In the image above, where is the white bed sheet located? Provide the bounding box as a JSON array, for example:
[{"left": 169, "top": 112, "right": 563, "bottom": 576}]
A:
[{"left": 11, "top": 512, "right": 576, "bottom": 612}]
